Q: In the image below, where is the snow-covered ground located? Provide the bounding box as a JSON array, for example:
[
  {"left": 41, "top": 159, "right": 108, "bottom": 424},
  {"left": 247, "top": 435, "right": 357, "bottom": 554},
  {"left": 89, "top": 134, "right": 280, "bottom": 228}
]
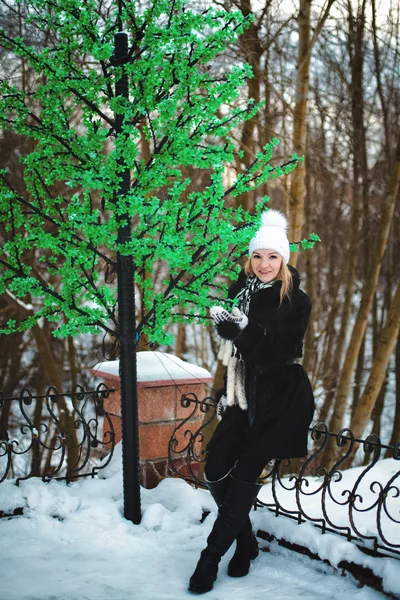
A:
[{"left": 0, "top": 454, "right": 399, "bottom": 600}]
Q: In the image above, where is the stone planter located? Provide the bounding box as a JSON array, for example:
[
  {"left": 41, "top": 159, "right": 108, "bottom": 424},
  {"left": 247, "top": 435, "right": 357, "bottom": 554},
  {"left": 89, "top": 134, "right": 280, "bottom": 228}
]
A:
[{"left": 93, "top": 351, "right": 213, "bottom": 488}]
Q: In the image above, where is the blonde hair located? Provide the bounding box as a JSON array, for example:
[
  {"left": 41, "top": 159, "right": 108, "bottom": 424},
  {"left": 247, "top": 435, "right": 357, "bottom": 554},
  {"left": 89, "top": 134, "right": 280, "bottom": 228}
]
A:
[{"left": 244, "top": 258, "right": 292, "bottom": 304}]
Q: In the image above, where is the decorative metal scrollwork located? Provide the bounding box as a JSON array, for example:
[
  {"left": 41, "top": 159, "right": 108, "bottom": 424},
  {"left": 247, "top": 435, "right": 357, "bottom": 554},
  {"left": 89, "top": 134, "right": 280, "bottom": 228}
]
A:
[
  {"left": 168, "top": 402, "right": 400, "bottom": 560},
  {"left": 168, "top": 393, "right": 216, "bottom": 486},
  {"left": 0, "top": 384, "right": 115, "bottom": 485}
]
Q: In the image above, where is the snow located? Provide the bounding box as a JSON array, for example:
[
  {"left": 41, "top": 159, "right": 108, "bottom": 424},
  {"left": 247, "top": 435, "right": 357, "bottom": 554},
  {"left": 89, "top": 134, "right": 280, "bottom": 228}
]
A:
[
  {"left": 93, "top": 351, "right": 212, "bottom": 383},
  {"left": 1, "top": 447, "right": 399, "bottom": 600}
]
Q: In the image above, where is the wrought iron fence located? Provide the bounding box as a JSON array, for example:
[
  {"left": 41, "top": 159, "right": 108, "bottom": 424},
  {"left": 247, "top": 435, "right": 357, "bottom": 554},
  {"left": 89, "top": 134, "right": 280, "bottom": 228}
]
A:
[
  {"left": 168, "top": 392, "right": 400, "bottom": 561},
  {"left": 2, "top": 382, "right": 399, "bottom": 564},
  {"left": 0, "top": 383, "right": 115, "bottom": 485}
]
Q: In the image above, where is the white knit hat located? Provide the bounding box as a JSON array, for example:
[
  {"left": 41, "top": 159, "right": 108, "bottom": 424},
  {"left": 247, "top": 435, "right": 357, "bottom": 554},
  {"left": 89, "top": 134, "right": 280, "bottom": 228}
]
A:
[{"left": 248, "top": 209, "right": 290, "bottom": 263}]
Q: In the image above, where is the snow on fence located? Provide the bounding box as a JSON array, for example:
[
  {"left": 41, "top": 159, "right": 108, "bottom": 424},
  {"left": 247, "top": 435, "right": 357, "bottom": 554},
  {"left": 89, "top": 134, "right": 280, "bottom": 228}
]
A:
[{"left": 169, "top": 392, "right": 400, "bottom": 563}]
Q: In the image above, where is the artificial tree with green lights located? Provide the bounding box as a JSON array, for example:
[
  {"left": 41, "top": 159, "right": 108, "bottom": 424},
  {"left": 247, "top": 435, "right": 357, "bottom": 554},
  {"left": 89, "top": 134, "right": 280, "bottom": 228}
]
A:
[{"left": 0, "top": 0, "right": 318, "bottom": 521}]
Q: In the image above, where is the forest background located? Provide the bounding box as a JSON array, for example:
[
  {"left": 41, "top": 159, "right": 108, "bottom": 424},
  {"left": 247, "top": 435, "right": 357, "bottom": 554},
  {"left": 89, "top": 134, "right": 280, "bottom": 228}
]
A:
[{"left": 1, "top": 0, "right": 399, "bottom": 470}]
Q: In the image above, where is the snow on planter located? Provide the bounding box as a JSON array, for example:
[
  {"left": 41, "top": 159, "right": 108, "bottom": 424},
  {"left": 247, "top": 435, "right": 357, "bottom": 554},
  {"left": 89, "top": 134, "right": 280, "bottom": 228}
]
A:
[{"left": 92, "top": 351, "right": 213, "bottom": 489}]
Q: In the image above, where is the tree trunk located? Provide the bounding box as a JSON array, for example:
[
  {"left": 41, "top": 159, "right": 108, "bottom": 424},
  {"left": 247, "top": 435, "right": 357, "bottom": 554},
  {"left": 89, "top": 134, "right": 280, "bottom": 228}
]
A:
[
  {"left": 371, "top": 0, "right": 392, "bottom": 166},
  {"left": 237, "top": 0, "right": 263, "bottom": 211},
  {"left": 289, "top": 0, "right": 312, "bottom": 266},
  {"left": 370, "top": 377, "right": 387, "bottom": 437},
  {"left": 31, "top": 324, "right": 80, "bottom": 475},
  {"left": 302, "top": 163, "right": 317, "bottom": 375},
  {"left": 362, "top": 380, "right": 386, "bottom": 466},
  {"left": 176, "top": 307, "right": 188, "bottom": 361},
  {"left": 319, "top": 245, "right": 358, "bottom": 426},
  {"left": 67, "top": 336, "right": 78, "bottom": 390},
  {"left": 343, "top": 278, "right": 400, "bottom": 468},
  {"left": 0, "top": 331, "right": 25, "bottom": 435},
  {"left": 289, "top": 0, "right": 337, "bottom": 261},
  {"left": 348, "top": 0, "right": 370, "bottom": 422},
  {"left": 324, "top": 132, "right": 400, "bottom": 467},
  {"left": 352, "top": 336, "right": 365, "bottom": 418},
  {"left": 316, "top": 192, "right": 346, "bottom": 423}
]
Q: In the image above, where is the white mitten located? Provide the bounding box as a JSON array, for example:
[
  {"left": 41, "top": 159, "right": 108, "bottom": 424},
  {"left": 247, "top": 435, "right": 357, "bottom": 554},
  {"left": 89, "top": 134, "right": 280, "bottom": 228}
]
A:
[
  {"left": 231, "top": 307, "right": 249, "bottom": 330},
  {"left": 210, "top": 306, "right": 248, "bottom": 330}
]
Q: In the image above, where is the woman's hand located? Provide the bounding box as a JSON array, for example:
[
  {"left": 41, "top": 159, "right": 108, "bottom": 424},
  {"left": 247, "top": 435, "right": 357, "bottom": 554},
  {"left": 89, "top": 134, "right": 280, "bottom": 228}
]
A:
[
  {"left": 210, "top": 306, "right": 248, "bottom": 329},
  {"left": 210, "top": 306, "right": 248, "bottom": 340}
]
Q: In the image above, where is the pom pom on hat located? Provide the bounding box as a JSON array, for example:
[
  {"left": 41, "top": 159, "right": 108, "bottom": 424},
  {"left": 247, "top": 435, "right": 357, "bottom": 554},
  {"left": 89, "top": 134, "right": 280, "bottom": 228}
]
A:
[
  {"left": 249, "top": 209, "right": 290, "bottom": 263},
  {"left": 261, "top": 208, "right": 288, "bottom": 231}
]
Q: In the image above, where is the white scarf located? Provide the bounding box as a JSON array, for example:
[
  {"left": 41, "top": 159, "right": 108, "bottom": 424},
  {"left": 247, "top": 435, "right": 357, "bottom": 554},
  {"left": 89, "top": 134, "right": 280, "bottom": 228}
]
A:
[{"left": 218, "top": 276, "right": 276, "bottom": 411}]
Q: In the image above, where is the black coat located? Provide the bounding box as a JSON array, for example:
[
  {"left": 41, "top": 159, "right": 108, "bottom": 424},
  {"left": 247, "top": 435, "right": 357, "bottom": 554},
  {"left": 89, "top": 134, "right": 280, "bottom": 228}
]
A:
[{"left": 208, "top": 265, "right": 315, "bottom": 460}]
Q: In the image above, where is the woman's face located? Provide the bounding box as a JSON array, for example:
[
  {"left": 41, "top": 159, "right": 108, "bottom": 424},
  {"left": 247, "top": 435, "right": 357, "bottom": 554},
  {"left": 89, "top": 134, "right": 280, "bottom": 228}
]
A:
[{"left": 250, "top": 249, "right": 283, "bottom": 283}]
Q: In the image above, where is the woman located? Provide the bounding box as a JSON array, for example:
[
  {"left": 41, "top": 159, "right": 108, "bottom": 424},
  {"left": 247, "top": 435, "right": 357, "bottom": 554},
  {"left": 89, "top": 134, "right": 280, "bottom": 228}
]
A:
[{"left": 188, "top": 209, "right": 315, "bottom": 594}]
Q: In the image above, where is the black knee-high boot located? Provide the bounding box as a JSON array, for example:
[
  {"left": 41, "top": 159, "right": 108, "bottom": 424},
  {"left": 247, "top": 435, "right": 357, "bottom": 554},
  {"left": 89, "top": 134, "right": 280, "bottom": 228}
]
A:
[
  {"left": 189, "top": 476, "right": 262, "bottom": 594},
  {"left": 205, "top": 474, "right": 259, "bottom": 579},
  {"left": 226, "top": 521, "right": 259, "bottom": 577}
]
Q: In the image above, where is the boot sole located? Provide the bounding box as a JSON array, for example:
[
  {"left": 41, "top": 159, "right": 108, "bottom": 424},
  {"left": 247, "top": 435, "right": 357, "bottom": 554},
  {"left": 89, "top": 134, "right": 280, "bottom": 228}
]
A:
[{"left": 188, "top": 583, "right": 214, "bottom": 594}]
